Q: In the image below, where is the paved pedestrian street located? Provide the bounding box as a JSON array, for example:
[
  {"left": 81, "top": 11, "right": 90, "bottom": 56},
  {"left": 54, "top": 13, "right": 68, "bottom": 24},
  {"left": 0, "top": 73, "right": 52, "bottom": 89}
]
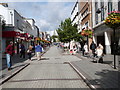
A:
[{"left": 2, "top": 46, "right": 90, "bottom": 89}]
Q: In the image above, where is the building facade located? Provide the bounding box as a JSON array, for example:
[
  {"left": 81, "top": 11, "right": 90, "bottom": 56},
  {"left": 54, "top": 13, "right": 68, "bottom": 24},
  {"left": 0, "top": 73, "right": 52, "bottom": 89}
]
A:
[
  {"left": 92, "top": 0, "right": 120, "bottom": 54},
  {"left": 0, "top": 16, "right": 2, "bottom": 70},
  {"left": 77, "top": 0, "right": 93, "bottom": 50},
  {"left": 0, "top": 4, "right": 38, "bottom": 54},
  {"left": 71, "top": 1, "right": 79, "bottom": 29}
]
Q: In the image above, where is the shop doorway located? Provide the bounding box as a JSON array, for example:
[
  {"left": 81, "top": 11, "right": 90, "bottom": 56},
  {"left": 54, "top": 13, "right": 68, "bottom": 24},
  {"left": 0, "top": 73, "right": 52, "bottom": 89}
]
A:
[{"left": 97, "top": 36, "right": 106, "bottom": 54}]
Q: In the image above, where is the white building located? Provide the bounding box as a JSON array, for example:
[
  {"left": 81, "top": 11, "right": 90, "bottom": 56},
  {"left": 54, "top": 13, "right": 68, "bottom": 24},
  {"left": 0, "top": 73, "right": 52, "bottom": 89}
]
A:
[
  {"left": 0, "top": 4, "right": 38, "bottom": 54},
  {"left": 71, "top": 1, "right": 79, "bottom": 31},
  {"left": 26, "top": 18, "right": 38, "bottom": 37},
  {"left": 92, "top": 0, "right": 120, "bottom": 54}
]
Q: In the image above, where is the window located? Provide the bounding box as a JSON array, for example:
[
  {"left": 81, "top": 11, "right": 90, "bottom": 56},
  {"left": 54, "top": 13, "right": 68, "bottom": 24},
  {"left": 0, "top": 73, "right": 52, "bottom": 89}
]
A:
[
  {"left": 101, "top": 2, "right": 104, "bottom": 21},
  {"left": 118, "top": 1, "right": 120, "bottom": 11},
  {"left": 95, "top": 2, "right": 98, "bottom": 24},
  {"left": 85, "top": 22, "right": 88, "bottom": 28},
  {"left": 17, "top": 20, "right": 19, "bottom": 28},
  {"left": 108, "top": 2, "right": 112, "bottom": 13},
  {"left": 81, "top": 8, "right": 88, "bottom": 17}
]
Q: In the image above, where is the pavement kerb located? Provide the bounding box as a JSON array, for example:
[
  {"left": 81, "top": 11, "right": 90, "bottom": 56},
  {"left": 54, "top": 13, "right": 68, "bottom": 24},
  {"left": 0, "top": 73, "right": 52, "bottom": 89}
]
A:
[
  {"left": 0, "top": 63, "right": 30, "bottom": 85},
  {"left": 68, "top": 62, "right": 96, "bottom": 90},
  {"left": 76, "top": 54, "right": 119, "bottom": 70}
]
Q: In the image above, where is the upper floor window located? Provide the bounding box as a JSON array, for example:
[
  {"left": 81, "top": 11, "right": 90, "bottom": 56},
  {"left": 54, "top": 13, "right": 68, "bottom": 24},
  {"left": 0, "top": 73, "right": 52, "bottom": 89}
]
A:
[
  {"left": 108, "top": 2, "right": 113, "bottom": 13},
  {"left": 85, "top": 21, "right": 88, "bottom": 28},
  {"left": 95, "top": 2, "right": 98, "bottom": 24},
  {"left": 118, "top": 1, "right": 120, "bottom": 11},
  {"left": 101, "top": 2, "right": 104, "bottom": 21},
  {"left": 81, "top": 8, "right": 88, "bottom": 17},
  {"left": 17, "top": 20, "right": 19, "bottom": 28}
]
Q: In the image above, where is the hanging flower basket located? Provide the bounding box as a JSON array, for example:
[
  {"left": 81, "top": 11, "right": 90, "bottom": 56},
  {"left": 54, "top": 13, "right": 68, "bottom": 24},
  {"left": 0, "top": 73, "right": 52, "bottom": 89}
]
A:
[
  {"left": 104, "top": 11, "right": 120, "bottom": 29},
  {"left": 81, "top": 28, "right": 93, "bottom": 38}
]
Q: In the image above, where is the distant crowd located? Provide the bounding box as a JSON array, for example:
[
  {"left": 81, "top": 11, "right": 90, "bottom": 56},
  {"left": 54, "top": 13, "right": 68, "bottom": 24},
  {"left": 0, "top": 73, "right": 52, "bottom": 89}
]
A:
[{"left": 57, "top": 41, "right": 104, "bottom": 63}]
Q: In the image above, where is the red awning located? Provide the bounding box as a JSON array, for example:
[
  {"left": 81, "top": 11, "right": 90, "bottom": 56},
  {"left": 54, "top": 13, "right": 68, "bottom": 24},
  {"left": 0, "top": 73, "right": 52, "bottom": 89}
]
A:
[
  {"left": 2, "top": 31, "right": 20, "bottom": 38},
  {"left": 20, "top": 33, "right": 29, "bottom": 38}
]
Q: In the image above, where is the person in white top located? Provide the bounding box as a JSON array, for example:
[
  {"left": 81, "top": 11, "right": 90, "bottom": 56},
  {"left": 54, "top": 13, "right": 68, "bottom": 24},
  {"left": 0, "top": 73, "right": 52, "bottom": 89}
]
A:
[
  {"left": 84, "top": 43, "right": 88, "bottom": 55},
  {"left": 96, "top": 46, "right": 103, "bottom": 63},
  {"left": 96, "top": 46, "right": 103, "bottom": 57},
  {"left": 98, "top": 43, "right": 104, "bottom": 50}
]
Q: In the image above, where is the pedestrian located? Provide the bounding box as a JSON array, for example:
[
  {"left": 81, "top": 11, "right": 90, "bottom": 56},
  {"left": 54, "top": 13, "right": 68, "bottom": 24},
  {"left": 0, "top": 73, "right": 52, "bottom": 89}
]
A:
[
  {"left": 73, "top": 44, "right": 77, "bottom": 54},
  {"left": 96, "top": 46, "right": 103, "bottom": 63},
  {"left": 27, "top": 45, "right": 33, "bottom": 60},
  {"left": 19, "top": 43, "right": 25, "bottom": 59},
  {"left": 98, "top": 43, "right": 104, "bottom": 50},
  {"left": 83, "top": 43, "right": 88, "bottom": 56},
  {"left": 5, "top": 41, "right": 14, "bottom": 70},
  {"left": 77, "top": 43, "right": 81, "bottom": 53},
  {"left": 35, "top": 43, "right": 42, "bottom": 60},
  {"left": 90, "top": 41, "right": 97, "bottom": 57}
]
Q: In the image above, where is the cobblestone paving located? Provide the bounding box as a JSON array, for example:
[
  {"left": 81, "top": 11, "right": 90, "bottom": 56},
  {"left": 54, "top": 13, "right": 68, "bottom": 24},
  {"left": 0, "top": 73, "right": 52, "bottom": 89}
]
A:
[{"left": 2, "top": 46, "right": 89, "bottom": 88}]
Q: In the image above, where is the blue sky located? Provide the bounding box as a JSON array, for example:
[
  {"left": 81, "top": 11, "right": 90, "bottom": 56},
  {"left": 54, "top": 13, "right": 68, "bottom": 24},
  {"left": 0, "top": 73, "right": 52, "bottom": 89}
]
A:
[{"left": 8, "top": 2, "right": 75, "bottom": 35}]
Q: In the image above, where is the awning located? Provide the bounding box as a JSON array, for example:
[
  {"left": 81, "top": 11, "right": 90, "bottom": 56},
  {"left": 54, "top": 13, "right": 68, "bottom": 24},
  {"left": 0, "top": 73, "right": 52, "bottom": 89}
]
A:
[
  {"left": 20, "top": 33, "right": 29, "bottom": 38},
  {"left": 2, "top": 31, "right": 20, "bottom": 37}
]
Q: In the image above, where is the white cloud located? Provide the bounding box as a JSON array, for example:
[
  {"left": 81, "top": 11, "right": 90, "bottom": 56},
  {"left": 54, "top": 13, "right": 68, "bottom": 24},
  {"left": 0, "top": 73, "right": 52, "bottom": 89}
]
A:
[{"left": 8, "top": 2, "right": 74, "bottom": 32}]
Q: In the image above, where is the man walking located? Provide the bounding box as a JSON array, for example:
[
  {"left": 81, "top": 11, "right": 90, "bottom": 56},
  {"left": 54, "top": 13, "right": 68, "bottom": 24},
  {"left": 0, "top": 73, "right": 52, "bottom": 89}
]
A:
[
  {"left": 5, "top": 41, "right": 14, "bottom": 70},
  {"left": 90, "top": 41, "right": 97, "bottom": 57},
  {"left": 19, "top": 43, "right": 25, "bottom": 59}
]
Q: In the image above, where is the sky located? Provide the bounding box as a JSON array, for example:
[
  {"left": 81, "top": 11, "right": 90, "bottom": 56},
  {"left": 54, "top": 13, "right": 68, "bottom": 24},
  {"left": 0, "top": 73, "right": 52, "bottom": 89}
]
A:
[{"left": 8, "top": 2, "right": 75, "bottom": 35}]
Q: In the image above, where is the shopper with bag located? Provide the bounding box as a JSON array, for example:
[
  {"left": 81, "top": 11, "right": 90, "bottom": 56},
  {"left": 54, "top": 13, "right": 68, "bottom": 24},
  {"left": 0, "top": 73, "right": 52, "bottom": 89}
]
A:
[{"left": 35, "top": 43, "right": 42, "bottom": 60}]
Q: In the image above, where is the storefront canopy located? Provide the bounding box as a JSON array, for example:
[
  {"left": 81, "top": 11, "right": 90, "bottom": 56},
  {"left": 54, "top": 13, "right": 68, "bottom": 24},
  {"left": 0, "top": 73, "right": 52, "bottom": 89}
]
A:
[{"left": 2, "top": 31, "right": 20, "bottom": 37}]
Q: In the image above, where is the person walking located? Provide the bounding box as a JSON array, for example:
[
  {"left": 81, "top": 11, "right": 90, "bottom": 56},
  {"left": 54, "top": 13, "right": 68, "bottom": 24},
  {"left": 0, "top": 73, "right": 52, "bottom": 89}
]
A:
[
  {"left": 83, "top": 43, "right": 88, "bottom": 56},
  {"left": 96, "top": 46, "right": 103, "bottom": 63},
  {"left": 5, "top": 41, "right": 14, "bottom": 70},
  {"left": 27, "top": 45, "right": 33, "bottom": 60},
  {"left": 35, "top": 43, "right": 42, "bottom": 60},
  {"left": 98, "top": 43, "right": 104, "bottom": 50},
  {"left": 19, "top": 43, "right": 25, "bottom": 59},
  {"left": 77, "top": 43, "right": 81, "bottom": 53},
  {"left": 90, "top": 41, "right": 97, "bottom": 57}
]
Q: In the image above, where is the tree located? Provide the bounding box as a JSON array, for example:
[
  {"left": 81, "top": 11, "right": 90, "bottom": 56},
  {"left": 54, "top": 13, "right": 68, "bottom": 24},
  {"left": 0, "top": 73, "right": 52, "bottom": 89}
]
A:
[
  {"left": 51, "top": 35, "right": 58, "bottom": 42},
  {"left": 57, "top": 18, "right": 83, "bottom": 43}
]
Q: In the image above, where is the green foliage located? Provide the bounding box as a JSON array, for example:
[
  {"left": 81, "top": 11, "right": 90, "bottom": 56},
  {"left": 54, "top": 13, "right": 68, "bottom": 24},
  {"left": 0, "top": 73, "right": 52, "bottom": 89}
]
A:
[
  {"left": 51, "top": 35, "right": 58, "bottom": 39},
  {"left": 57, "top": 18, "right": 83, "bottom": 43},
  {"left": 51, "top": 35, "right": 58, "bottom": 42}
]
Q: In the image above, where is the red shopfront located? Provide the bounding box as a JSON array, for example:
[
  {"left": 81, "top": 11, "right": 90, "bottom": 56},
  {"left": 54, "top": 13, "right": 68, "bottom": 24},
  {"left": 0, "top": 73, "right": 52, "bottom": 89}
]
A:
[
  {"left": 2, "top": 31, "right": 21, "bottom": 54},
  {"left": 2, "top": 31, "right": 30, "bottom": 54}
]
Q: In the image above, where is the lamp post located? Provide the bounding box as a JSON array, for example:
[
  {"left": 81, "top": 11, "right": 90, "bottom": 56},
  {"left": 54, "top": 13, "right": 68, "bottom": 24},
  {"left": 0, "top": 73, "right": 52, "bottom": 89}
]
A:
[{"left": 113, "top": 28, "right": 116, "bottom": 69}]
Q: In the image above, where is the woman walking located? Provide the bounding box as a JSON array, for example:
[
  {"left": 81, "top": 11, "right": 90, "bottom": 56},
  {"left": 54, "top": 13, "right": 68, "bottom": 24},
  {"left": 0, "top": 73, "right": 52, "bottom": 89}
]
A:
[
  {"left": 96, "top": 45, "right": 103, "bottom": 63},
  {"left": 83, "top": 43, "right": 88, "bottom": 56},
  {"left": 35, "top": 43, "right": 42, "bottom": 60}
]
